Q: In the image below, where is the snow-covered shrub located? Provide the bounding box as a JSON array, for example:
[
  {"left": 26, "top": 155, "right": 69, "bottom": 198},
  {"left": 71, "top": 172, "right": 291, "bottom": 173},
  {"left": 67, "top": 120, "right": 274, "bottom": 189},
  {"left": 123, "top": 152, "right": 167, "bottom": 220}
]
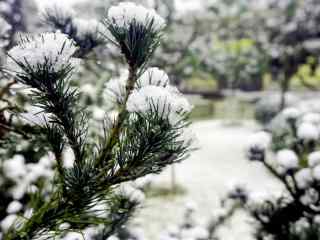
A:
[
  {"left": 236, "top": 107, "right": 320, "bottom": 239},
  {"left": 0, "top": 2, "right": 194, "bottom": 239},
  {"left": 254, "top": 94, "right": 297, "bottom": 125}
]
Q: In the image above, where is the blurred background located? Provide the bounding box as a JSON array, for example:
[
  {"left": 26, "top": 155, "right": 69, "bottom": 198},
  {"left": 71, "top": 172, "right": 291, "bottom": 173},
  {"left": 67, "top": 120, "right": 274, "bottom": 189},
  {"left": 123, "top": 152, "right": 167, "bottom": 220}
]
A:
[{"left": 1, "top": 0, "right": 320, "bottom": 239}]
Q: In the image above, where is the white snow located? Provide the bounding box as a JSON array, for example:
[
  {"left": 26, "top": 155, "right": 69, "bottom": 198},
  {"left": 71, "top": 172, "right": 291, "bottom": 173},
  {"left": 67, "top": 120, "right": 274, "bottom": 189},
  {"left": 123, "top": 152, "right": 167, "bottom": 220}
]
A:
[
  {"left": 6, "top": 201, "right": 23, "bottom": 214},
  {"left": 80, "top": 83, "right": 96, "bottom": 97},
  {"left": 137, "top": 68, "right": 170, "bottom": 88},
  {"left": 302, "top": 113, "right": 320, "bottom": 126},
  {"left": 3, "top": 153, "right": 54, "bottom": 200},
  {"left": 107, "top": 2, "right": 165, "bottom": 31},
  {"left": 0, "top": 2, "right": 11, "bottom": 14},
  {"left": 276, "top": 149, "right": 299, "bottom": 171},
  {"left": 20, "top": 105, "right": 51, "bottom": 126},
  {"left": 246, "top": 131, "right": 271, "bottom": 151},
  {"left": 294, "top": 168, "right": 313, "bottom": 189},
  {"left": 181, "top": 226, "right": 209, "bottom": 239},
  {"left": 133, "top": 120, "right": 282, "bottom": 240},
  {"left": 103, "top": 70, "right": 128, "bottom": 107},
  {"left": 126, "top": 85, "right": 192, "bottom": 125},
  {"left": 7, "top": 32, "right": 80, "bottom": 75},
  {"left": 3, "top": 155, "right": 27, "bottom": 180},
  {"left": 308, "top": 151, "right": 320, "bottom": 168},
  {"left": 104, "top": 68, "right": 169, "bottom": 108},
  {"left": 120, "top": 184, "right": 146, "bottom": 203},
  {"left": 104, "top": 68, "right": 192, "bottom": 123},
  {"left": 248, "top": 191, "right": 273, "bottom": 205},
  {"left": 300, "top": 189, "right": 318, "bottom": 205},
  {"left": 282, "top": 107, "right": 300, "bottom": 120},
  {"left": 92, "top": 107, "right": 106, "bottom": 121},
  {"left": 1, "top": 214, "right": 18, "bottom": 232},
  {"left": 73, "top": 18, "right": 101, "bottom": 37},
  {"left": 297, "top": 122, "right": 319, "bottom": 141},
  {"left": 313, "top": 165, "right": 320, "bottom": 181},
  {"left": 62, "top": 147, "right": 75, "bottom": 168}
]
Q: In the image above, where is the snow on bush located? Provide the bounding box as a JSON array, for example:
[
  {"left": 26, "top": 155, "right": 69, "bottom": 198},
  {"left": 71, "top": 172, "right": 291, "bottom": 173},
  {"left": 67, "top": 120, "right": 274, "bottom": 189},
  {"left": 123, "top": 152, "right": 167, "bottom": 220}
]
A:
[{"left": 238, "top": 107, "right": 320, "bottom": 239}]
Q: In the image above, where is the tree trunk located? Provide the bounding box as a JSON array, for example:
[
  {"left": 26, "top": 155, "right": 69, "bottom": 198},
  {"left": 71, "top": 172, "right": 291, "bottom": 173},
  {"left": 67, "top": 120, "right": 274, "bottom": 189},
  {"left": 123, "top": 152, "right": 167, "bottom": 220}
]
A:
[{"left": 279, "top": 73, "right": 290, "bottom": 111}]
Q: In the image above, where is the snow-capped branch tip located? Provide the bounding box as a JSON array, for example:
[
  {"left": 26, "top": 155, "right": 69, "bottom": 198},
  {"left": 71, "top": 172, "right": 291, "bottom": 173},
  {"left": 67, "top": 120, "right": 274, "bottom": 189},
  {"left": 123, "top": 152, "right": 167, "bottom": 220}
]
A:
[
  {"left": 6, "top": 32, "right": 80, "bottom": 78},
  {"left": 103, "top": 67, "right": 192, "bottom": 125},
  {"left": 107, "top": 2, "right": 166, "bottom": 32},
  {"left": 282, "top": 107, "right": 300, "bottom": 122},
  {"left": 276, "top": 149, "right": 299, "bottom": 173},
  {"left": 246, "top": 131, "right": 271, "bottom": 162},
  {"left": 103, "top": 67, "right": 170, "bottom": 108},
  {"left": 103, "top": 2, "right": 166, "bottom": 68},
  {"left": 126, "top": 85, "right": 192, "bottom": 125}
]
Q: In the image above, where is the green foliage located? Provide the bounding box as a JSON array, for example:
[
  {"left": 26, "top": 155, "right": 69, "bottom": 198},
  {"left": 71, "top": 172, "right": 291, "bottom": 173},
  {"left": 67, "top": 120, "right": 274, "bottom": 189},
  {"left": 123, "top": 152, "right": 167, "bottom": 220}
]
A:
[
  {"left": 103, "top": 19, "right": 163, "bottom": 70},
  {"left": 291, "top": 57, "right": 320, "bottom": 90}
]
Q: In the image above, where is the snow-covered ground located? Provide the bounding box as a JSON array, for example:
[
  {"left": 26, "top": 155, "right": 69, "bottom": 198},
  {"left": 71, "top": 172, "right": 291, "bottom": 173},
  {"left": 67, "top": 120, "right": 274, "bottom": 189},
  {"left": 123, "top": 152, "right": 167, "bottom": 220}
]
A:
[{"left": 133, "top": 120, "right": 283, "bottom": 240}]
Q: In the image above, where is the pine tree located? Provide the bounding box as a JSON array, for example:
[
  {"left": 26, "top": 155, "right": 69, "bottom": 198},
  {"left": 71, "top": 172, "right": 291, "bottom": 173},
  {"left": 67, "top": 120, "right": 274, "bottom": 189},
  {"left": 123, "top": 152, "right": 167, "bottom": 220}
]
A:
[{"left": 0, "top": 2, "right": 193, "bottom": 239}]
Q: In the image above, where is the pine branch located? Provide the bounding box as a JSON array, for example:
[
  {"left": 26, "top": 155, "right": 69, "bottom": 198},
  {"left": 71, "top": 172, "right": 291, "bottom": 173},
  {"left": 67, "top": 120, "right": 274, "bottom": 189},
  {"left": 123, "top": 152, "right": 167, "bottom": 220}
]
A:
[
  {"left": 1, "top": 4, "right": 193, "bottom": 239},
  {"left": 96, "top": 64, "right": 138, "bottom": 167}
]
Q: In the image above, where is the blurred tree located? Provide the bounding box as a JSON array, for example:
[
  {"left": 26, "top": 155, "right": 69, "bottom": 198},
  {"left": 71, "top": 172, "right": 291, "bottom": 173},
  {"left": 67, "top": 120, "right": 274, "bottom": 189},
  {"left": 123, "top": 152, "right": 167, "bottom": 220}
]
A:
[
  {"left": 202, "top": 0, "right": 269, "bottom": 92},
  {"left": 73, "top": 0, "right": 212, "bottom": 88},
  {"left": 0, "top": 0, "right": 38, "bottom": 50},
  {"left": 254, "top": 0, "right": 320, "bottom": 109},
  {"left": 207, "top": 38, "right": 267, "bottom": 91}
]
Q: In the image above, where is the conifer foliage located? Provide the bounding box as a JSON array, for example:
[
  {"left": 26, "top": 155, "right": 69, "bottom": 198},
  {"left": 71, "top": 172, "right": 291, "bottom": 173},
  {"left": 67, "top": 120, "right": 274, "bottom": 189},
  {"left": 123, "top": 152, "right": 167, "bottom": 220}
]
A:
[{"left": 0, "top": 2, "right": 193, "bottom": 239}]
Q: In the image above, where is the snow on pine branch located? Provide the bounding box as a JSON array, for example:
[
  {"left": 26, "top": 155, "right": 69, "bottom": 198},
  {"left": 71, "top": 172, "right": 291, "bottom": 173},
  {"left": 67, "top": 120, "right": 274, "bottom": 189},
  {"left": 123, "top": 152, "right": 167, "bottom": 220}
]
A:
[
  {"left": 104, "top": 67, "right": 192, "bottom": 125},
  {"left": 137, "top": 67, "right": 169, "bottom": 88},
  {"left": 107, "top": 2, "right": 166, "bottom": 31},
  {"left": 127, "top": 85, "right": 192, "bottom": 125},
  {"left": 104, "top": 67, "right": 169, "bottom": 105},
  {"left": 6, "top": 32, "right": 80, "bottom": 75},
  {"left": 19, "top": 105, "right": 51, "bottom": 126},
  {"left": 105, "top": 2, "right": 166, "bottom": 68}
]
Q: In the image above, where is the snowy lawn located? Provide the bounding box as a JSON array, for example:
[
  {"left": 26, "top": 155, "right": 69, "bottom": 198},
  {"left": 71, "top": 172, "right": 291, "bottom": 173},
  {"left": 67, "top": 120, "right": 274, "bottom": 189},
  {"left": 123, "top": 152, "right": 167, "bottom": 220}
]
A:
[{"left": 133, "top": 120, "right": 284, "bottom": 240}]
